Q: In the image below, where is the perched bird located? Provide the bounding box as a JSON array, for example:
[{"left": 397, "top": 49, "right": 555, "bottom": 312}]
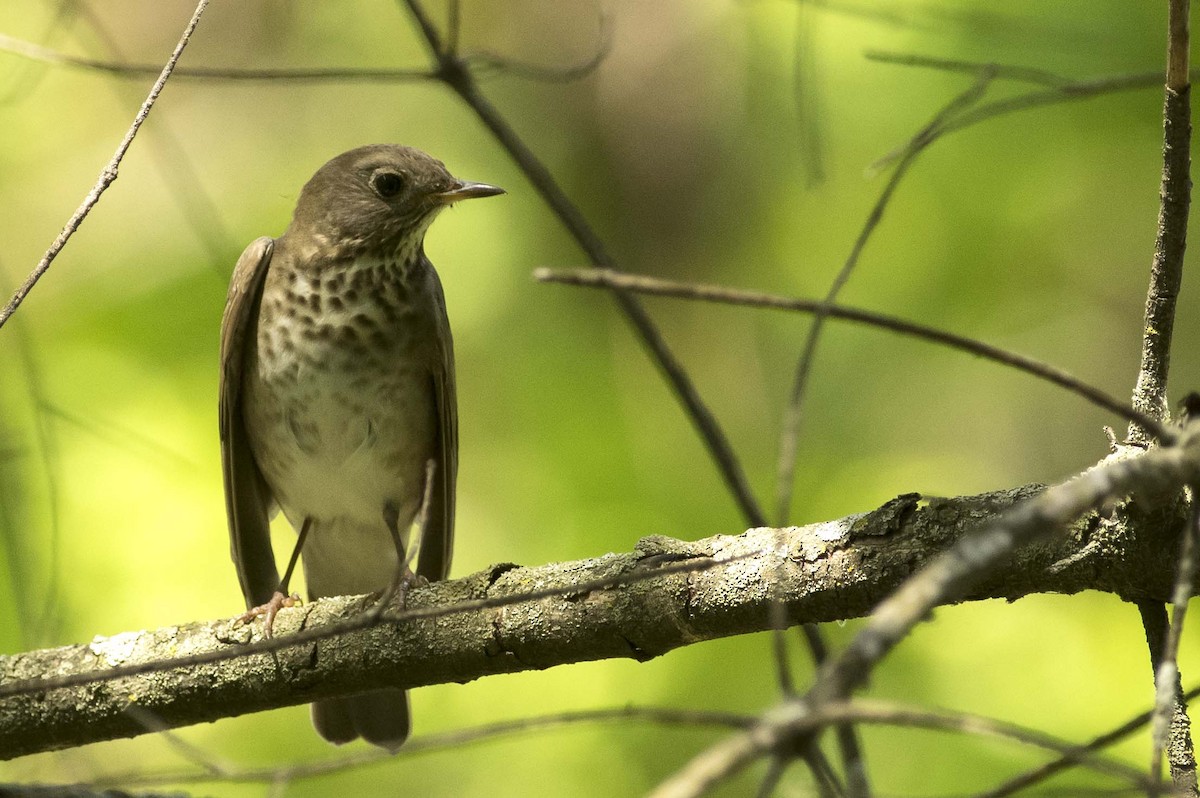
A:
[{"left": 219, "top": 144, "right": 503, "bottom": 751}]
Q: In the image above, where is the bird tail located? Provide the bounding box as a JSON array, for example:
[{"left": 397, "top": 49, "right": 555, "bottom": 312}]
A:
[{"left": 311, "top": 688, "right": 411, "bottom": 752}]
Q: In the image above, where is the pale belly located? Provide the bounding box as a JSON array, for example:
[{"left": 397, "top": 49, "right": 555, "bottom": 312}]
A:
[{"left": 243, "top": 338, "right": 436, "bottom": 597}]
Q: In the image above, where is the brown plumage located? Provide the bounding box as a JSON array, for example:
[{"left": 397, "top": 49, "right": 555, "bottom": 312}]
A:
[{"left": 219, "top": 144, "right": 502, "bottom": 750}]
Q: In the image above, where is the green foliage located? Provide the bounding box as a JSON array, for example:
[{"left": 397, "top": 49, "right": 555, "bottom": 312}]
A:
[{"left": 1, "top": 1, "right": 1196, "bottom": 795}]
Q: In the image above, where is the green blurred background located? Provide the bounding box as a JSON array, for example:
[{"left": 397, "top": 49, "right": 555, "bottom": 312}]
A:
[{"left": 1, "top": 1, "right": 1198, "bottom": 795}]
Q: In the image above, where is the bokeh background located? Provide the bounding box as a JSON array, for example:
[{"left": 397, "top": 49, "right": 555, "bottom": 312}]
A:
[{"left": 2, "top": 1, "right": 1198, "bottom": 795}]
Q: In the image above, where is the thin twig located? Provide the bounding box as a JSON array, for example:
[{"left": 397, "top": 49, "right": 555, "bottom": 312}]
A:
[
  {"left": 753, "top": 758, "right": 791, "bottom": 798},
  {"left": 122, "top": 705, "right": 235, "bottom": 779},
  {"left": 0, "top": 0, "right": 81, "bottom": 105},
  {"left": 763, "top": 605, "right": 843, "bottom": 798},
  {"left": 864, "top": 50, "right": 1075, "bottom": 87},
  {"left": 103, "top": 706, "right": 755, "bottom": 787},
  {"left": 869, "top": 62, "right": 1189, "bottom": 174},
  {"left": 1168, "top": 0, "right": 1192, "bottom": 91},
  {"left": 648, "top": 699, "right": 1158, "bottom": 798},
  {"left": 446, "top": 0, "right": 461, "bottom": 55},
  {"left": 0, "top": 29, "right": 609, "bottom": 87},
  {"left": 0, "top": 32, "right": 433, "bottom": 83},
  {"left": 773, "top": 68, "right": 995, "bottom": 526},
  {"left": 1140, "top": 599, "right": 1174, "bottom": 791},
  {"left": 1129, "top": 0, "right": 1192, "bottom": 444},
  {"left": 535, "top": 268, "right": 1175, "bottom": 442},
  {"left": 770, "top": 602, "right": 796, "bottom": 698},
  {"left": 796, "top": 623, "right": 868, "bottom": 797},
  {"left": 115, "top": 700, "right": 1158, "bottom": 796},
  {"left": 793, "top": 1, "right": 826, "bottom": 186},
  {"left": 77, "top": 5, "right": 235, "bottom": 270},
  {"left": 464, "top": 10, "right": 612, "bottom": 83},
  {"left": 803, "top": 423, "right": 1200, "bottom": 715},
  {"left": 1152, "top": 498, "right": 1200, "bottom": 791},
  {"left": 973, "top": 684, "right": 1200, "bottom": 798},
  {"left": 7, "top": 312, "right": 63, "bottom": 645},
  {"left": 0, "top": 0, "right": 212, "bottom": 330}
]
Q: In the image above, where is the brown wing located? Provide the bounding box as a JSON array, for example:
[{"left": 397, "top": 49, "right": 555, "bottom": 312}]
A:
[
  {"left": 219, "top": 236, "right": 280, "bottom": 608},
  {"left": 416, "top": 264, "right": 457, "bottom": 583}
]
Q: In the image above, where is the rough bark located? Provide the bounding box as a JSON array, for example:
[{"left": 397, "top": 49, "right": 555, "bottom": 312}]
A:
[{"left": 0, "top": 472, "right": 1189, "bottom": 760}]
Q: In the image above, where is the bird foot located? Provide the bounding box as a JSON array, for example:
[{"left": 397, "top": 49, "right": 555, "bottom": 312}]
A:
[
  {"left": 375, "top": 569, "right": 429, "bottom": 614},
  {"left": 238, "top": 590, "right": 300, "bottom": 638}
]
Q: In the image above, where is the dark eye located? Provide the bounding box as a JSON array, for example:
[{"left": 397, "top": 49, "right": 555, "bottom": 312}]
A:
[{"left": 371, "top": 171, "right": 405, "bottom": 199}]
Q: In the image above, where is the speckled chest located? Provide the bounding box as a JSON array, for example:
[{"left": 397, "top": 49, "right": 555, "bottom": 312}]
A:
[
  {"left": 241, "top": 253, "right": 439, "bottom": 498},
  {"left": 256, "top": 255, "right": 426, "bottom": 377}
]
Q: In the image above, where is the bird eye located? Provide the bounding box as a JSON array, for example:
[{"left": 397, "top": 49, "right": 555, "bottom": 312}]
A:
[{"left": 371, "top": 171, "right": 405, "bottom": 199}]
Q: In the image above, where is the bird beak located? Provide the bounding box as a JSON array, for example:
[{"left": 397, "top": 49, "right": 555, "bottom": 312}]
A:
[{"left": 433, "top": 180, "right": 506, "bottom": 204}]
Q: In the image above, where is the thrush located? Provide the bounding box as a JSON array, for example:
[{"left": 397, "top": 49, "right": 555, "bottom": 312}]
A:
[{"left": 219, "top": 144, "right": 503, "bottom": 751}]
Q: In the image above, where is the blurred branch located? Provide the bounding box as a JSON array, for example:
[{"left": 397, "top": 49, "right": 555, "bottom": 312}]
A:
[
  {"left": 867, "top": 55, "right": 1196, "bottom": 174},
  {"left": 107, "top": 706, "right": 754, "bottom": 788},
  {"left": 0, "top": 0, "right": 80, "bottom": 104},
  {"left": 534, "top": 268, "right": 1173, "bottom": 440},
  {"left": 0, "top": 785, "right": 188, "bottom": 798},
  {"left": 100, "top": 697, "right": 1154, "bottom": 793},
  {"left": 865, "top": 51, "right": 1077, "bottom": 87},
  {"left": 5, "top": 313, "right": 62, "bottom": 646},
  {"left": 464, "top": 8, "right": 611, "bottom": 83},
  {"left": 3, "top": 457, "right": 1198, "bottom": 758},
  {"left": 0, "top": 0, "right": 212, "bottom": 330},
  {"left": 0, "top": 32, "right": 433, "bottom": 82},
  {"left": 1148, "top": 502, "right": 1200, "bottom": 789},
  {"left": 75, "top": 7, "right": 235, "bottom": 272},
  {"left": 793, "top": 1, "right": 827, "bottom": 186},
  {"left": 0, "top": 28, "right": 610, "bottom": 85},
  {"left": 659, "top": 424, "right": 1200, "bottom": 794},
  {"left": 649, "top": 699, "right": 1156, "bottom": 798},
  {"left": 802, "top": 426, "right": 1200, "bottom": 708},
  {"left": 775, "top": 69, "right": 994, "bottom": 525},
  {"left": 974, "top": 683, "right": 1200, "bottom": 798}
]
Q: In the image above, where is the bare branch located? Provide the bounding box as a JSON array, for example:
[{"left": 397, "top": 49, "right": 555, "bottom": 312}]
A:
[
  {"left": 806, "top": 428, "right": 1200, "bottom": 709},
  {"left": 1150, "top": 499, "right": 1200, "bottom": 790},
  {"left": 3, "top": 459, "right": 1195, "bottom": 759},
  {"left": 1129, "top": 0, "right": 1192, "bottom": 443},
  {"left": 0, "top": 32, "right": 433, "bottom": 83},
  {"left": 462, "top": 9, "right": 611, "bottom": 83},
  {"left": 1168, "top": 0, "right": 1192, "bottom": 91},
  {"left": 109, "top": 706, "right": 754, "bottom": 788},
  {"left": 964, "top": 683, "right": 1200, "bottom": 798},
  {"left": 867, "top": 57, "right": 1189, "bottom": 174},
  {"left": 0, "top": 0, "right": 212, "bottom": 330},
  {"left": 534, "top": 268, "right": 1174, "bottom": 441},
  {"left": 657, "top": 427, "right": 1200, "bottom": 794},
  {"left": 649, "top": 700, "right": 1157, "bottom": 798},
  {"left": 865, "top": 50, "right": 1077, "bottom": 87}
]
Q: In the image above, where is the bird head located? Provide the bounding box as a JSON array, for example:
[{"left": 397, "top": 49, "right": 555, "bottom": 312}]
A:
[{"left": 287, "top": 144, "right": 504, "bottom": 261}]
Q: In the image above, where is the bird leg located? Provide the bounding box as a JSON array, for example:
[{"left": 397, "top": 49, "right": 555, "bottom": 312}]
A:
[
  {"left": 374, "top": 460, "right": 437, "bottom": 615},
  {"left": 238, "top": 516, "right": 310, "bottom": 637}
]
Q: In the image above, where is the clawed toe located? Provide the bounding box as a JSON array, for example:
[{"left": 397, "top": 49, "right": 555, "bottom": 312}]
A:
[{"left": 238, "top": 590, "right": 300, "bottom": 638}]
